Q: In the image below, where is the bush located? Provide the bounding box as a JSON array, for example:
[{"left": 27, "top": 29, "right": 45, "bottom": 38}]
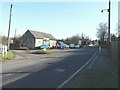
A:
[{"left": 0, "top": 51, "right": 14, "bottom": 61}]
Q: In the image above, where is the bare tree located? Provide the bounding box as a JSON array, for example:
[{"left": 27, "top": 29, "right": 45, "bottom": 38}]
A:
[
  {"left": 64, "top": 34, "right": 91, "bottom": 46},
  {"left": 64, "top": 38, "right": 71, "bottom": 45},
  {"left": 0, "top": 34, "right": 2, "bottom": 44},
  {"left": 96, "top": 23, "right": 108, "bottom": 41},
  {"left": 13, "top": 34, "right": 21, "bottom": 49},
  {"left": 1, "top": 36, "right": 7, "bottom": 45},
  {"left": 118, "top": 22, "right": 120, "bottom": 37}
]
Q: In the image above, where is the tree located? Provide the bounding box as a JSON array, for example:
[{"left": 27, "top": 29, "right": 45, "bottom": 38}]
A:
[
  {"left": 1, "top": 36, "right": 7, "bottom": 45},
  {"left": 97, "top": 23, "right": 108, "bottom": 41},
  {"left": 64, "top": 34, "right": 91, "bottom": 47},
  {"left": 0, "top": 34, "right": 2, "bottom": 44},
  {"left": 64, "top": 34, "right": 80, "bottom": 45},
  {"left": 118, "top": 22, "right": 120, "bottom": 37},
  {"left": 70, "top": 34, "right": 80, "bottom": 45},
  {"left": 13, "top": 35, "right": 21, "bottom": 49},
  {"left": 64, "top": 38, "right": 71, "bottom": 45},
  {"left": 111, "top": 34, "right": 117, "bottom": 41}
]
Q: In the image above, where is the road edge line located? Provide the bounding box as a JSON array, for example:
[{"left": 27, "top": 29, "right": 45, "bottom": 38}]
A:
[{"left": 56, "top": 50, "right": 98, "bottom": 89}]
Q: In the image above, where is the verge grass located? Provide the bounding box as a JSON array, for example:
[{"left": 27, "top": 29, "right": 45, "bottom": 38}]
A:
[
  {"left": 33, "top": 50, "right": 55, "bottom": 54},
  {"left": 0, "top": 51, "right": 14, "bottom": 61}
]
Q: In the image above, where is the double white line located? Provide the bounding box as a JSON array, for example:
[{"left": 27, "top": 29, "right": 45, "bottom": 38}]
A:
[{"left": 57, "top": 47, "right": 100, "bottom": 89}]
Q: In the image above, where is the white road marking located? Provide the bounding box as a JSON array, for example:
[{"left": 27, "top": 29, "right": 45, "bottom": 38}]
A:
[
  {"left": 88, "top": 55, "right": 98, "bottom": 69},
  {"left": 88, "top": 48, "right": 101, "bottom": 69},
  {"left": 99, "top": 46, "right": 101, "bottom": 53},
  {"left": 54, "top": 68, "right": 65, "bottom": 72},
  {"left": 3, "top": 73, "right": 13, "bottom": 76},
  {"left": 57, "top": 50, "right": 98, "bottom": 89}
]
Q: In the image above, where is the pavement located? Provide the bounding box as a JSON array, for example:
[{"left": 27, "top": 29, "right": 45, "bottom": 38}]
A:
[{"left": 63, "top": 48, "right": 118, "bottom": 88}]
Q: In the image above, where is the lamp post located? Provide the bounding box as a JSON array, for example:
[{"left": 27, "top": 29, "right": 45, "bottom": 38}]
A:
[{"left": 101, "top": 0, "right": 111, "bottom": 56}]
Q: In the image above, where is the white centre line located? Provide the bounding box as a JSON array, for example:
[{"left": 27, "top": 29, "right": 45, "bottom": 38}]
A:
[{"left": 56, "top": 49, "right": 98, "bottom": 89}]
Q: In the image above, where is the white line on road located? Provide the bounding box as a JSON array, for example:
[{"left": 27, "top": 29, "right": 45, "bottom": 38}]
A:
[
  {"left": 88, "top": 48, "right": 101, "bottom": 69},
  {"left": 88, "top": 55, "right": 98, "bottom": 69},
  {"left": 56, "top": 50, "right": 98, "bottom": 89}
]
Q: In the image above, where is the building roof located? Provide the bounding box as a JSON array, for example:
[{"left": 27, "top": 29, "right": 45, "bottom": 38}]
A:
[{"left": 28, "top": 30, "right": 56, "bottom": 40}]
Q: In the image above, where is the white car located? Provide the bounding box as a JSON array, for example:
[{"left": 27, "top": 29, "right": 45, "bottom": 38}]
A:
[
  {"left": 57, "top": 42, "right": 66, "bottom": 49},
  {"left": 75, "top": 45, "right": 80, "bottom": 48},
  {"left": 89, "top": 44, "right": 94, "bottom": 46},
  {"left": 65, "top": 44, "right": 69, "bottom": 48},
  {"left": 69, "top": 44, "right": 75, "bottom": 48}
]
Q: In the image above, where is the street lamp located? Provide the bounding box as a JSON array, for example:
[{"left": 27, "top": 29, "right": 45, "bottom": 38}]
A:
[{"left": 101, "top": 0, "right": 111, "bottom": 56}]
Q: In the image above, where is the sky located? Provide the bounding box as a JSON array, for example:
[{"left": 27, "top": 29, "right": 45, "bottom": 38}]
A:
[{"left": 0, "top": 0, "right": 118, "bottom": 40}]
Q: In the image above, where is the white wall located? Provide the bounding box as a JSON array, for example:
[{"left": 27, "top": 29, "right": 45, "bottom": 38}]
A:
[
  {"left": 35, "top": 39, "right": 43, "bottom": 47},
  {"left": 35, "top": 39, "right": 56, "bottom": 48},
  {"left": 50, "top": 40, "right": 57, "bottom": 47}
]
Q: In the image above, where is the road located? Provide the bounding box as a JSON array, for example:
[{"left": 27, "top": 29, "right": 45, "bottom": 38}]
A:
[{"left": 2, "top": 46, "right": 99, "bottom": 88}]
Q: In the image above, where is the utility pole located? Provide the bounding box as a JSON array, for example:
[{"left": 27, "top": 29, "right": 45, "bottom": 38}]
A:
[
  {"left": 7, "top": 4, "right": 12, "bottom": 51},
  {"left": 81, "top": 33, "right": 84, "bottom": 47},
  {"left": 108, "top": 0, "right": 111, "bottom": 56},
  {"left": 14, "top": 29, "right": 17, "bottom": 39}
]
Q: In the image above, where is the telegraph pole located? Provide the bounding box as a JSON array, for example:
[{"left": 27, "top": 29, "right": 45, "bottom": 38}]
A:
[
  {"left": 7, "top": 4, "right": 12, "bottom": 51},
  {"left": 108, "top": 0, "right": 111, "bottom": 56},
  {"left": 14, "top": 29, "right": 17, "bottom": 39}
]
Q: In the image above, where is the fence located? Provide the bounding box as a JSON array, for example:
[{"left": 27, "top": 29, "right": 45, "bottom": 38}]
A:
[
  {"left": 0, "top": 45, "right": 7, "bottom": 57},
  {"left": 110, "top": 41, "right": 119, "bottom": 63}
]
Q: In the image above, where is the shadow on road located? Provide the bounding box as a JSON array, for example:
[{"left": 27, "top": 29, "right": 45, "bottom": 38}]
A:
[{"left": 3, "top": 46, "right": 106, "bottom": 88}]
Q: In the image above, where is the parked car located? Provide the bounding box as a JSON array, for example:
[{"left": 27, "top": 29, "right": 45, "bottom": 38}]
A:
[
  {"left": 75, "top": 45, "right": 80, "bottom": 48},
  {"left": 57, "top": 41, "right": 67, "bottom": 49},
  {"left": 65, "top": 44, "right": 69, "bottom": 48},
  {"left": 69, "top": 44, "right": 75, "bottom": 48},
  {"left": 89, "top": 44, "right": 94, "bottom": 46},
  {"left": 40, "top": 45, "right": 50, "bottom": 49}
]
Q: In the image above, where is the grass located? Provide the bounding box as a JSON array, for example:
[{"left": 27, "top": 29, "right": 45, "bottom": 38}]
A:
[
  {"left": 32, "top": 50, "right": 55, "bottom": 54},
  {"left": 0, "top": 51, "right": 14, "bottom": 61}
]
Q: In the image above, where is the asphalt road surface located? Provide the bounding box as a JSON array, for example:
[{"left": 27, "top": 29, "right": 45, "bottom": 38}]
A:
[{"left": 2, "top": 46, "right": 99, "bottom": 88}]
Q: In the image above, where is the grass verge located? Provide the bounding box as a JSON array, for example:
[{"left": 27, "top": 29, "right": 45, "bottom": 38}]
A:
[
  {"left": 0, "top": 51, "right": 14, "bottom": 61},
  {"left": 32, "top": 50, "right": 55, "bottom": 54}
]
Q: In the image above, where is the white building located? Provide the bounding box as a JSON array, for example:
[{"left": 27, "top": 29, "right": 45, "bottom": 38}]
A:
[{"left": 21, "top": 30, "right": 57, "bottom": 49}]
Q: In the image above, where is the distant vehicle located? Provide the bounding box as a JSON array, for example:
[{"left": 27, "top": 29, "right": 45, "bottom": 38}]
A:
[
  {"left": 40, "top": 45, "right": 50, "bottom": 49},
  {"left": 57, "top": 41, "right": 68, "bottom": 49},
  {"left": 75, "top": 45, "right": 80, "bottom": 48},
  {"left": 89, "top": 44, "right": 94, "bottom": 46},
  {"left": 18, "top": 46, "right": 28, "bottom": 50},
  {"left": 69, "top": 44, "right": 75, "bottom": 48},
  {"left": 65, "top": 44, "right": 69, "bottom": 48}
]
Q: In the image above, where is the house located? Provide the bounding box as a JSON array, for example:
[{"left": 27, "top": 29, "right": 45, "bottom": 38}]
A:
[{"left": 21, "top": 30, "right": 57, "bottom": 49}]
